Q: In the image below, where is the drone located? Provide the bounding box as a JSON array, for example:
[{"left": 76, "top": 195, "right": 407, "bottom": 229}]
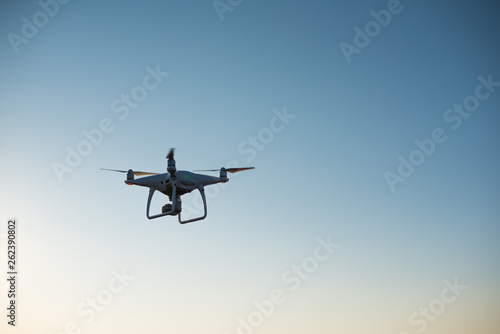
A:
[{"left": 101, "top": 148, "right": 254, "bottom": 224}]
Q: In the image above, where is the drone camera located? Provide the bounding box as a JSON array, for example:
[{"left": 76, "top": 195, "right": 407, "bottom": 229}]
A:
[{"left": 162, "top": 198, "right": 182, "bottom": 214}]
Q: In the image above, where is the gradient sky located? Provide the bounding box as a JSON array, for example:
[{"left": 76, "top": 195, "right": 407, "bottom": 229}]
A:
[{"left": 1, "top": 1, "right": 499, "bottom": 333}]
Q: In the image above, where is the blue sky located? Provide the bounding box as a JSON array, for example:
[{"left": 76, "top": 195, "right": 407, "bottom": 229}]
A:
[{"left": 1, "top": 1, "right": 499, "bottom": 333}]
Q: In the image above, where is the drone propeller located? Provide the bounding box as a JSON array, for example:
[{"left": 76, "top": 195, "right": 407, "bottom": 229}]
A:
[
  {"left": 166, "top": 148, "right": 175, "bottom": 160},
  {"left": 195, "top": 167, "right": 255, "bottom": 174},
  {"left": 166, "top": 148, "right": 176, "bottom": 175},
  {"left": 100, "top": 168, "right": 158, "bottom": 176}
]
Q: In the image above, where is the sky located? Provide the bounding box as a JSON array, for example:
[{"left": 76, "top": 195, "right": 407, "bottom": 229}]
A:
[{"left": 0, "top": 0, "right": 499, "bottom": 333}]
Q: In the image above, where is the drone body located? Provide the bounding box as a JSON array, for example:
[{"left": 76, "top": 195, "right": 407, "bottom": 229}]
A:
[{"left": 102, "top": 149, "right": 254, "bottom": 224}]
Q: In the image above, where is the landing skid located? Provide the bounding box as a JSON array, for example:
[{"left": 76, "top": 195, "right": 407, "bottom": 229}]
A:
[
  {"left": 178, "top": 188, "right": 207, "bottom": 224},
  {"left": 146, "top": 179, "right": 207, "bottom": 224}
]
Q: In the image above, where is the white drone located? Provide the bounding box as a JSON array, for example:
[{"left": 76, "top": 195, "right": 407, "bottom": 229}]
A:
[{"left": 102, "top": 148, "right": 254, "bottom": 224}]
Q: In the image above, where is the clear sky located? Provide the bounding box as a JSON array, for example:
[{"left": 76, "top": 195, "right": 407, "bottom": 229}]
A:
[{"left": 1, "top": 0, "right": 499, "bottom": 333}]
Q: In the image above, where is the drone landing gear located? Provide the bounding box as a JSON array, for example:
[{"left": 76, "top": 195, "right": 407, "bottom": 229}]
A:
[
  {"left": 178, "top": 187, "right": 207, "bottom": 224},
  {"left": 145, "top": 180, "right": 207, "bottom": 224}
]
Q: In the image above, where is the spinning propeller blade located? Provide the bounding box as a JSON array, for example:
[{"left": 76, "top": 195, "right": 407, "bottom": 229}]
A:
[
  {"left": 100, "top": 168, "right": 158, "bottom": 176},
  {"left": 195, "top": 167, "right": 255, "bottom": 173},
  {"left": 166, "top": 148, "right": 175, "bottom": 160},
  {"left": 226, "top": 167, "right": 255, "bottom": 173}
]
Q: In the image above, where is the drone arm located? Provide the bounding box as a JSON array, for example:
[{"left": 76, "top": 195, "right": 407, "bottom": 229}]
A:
[{"left": 178, "top": 187, "right": 207, "bottom": 224}]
